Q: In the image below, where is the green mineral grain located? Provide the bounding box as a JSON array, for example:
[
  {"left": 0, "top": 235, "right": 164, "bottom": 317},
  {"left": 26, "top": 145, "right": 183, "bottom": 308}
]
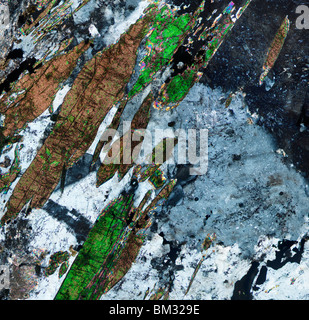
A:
[
  {"left": 163, "top": 69, "right": 196, "bottom": 104},
  {"left": 55, "top": 195, "right": 134, "bottom": 300},
  {"left": 128, "top": 6, "right": 192, "bottom": 99},
  {"left": 44, "top": 251, "right": 70, "bottom": 276}
]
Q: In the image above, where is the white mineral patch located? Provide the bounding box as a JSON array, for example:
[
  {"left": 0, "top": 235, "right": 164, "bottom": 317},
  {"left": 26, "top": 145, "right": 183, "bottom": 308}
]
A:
[
  {"left": 0, "top": 4, "right": 10, "bottom": 33},
  {"left": 0, "top": 145, "right": 16, "bottom": 175},
  {"left": 101, "top": 233, "right": 170, "bottom": 300},
  {"left": 52, "top": 85, "right": 71, "bottom": 113},
  {"left": 73, "top": 0, "right": 97, "bottom": 25},
  {"left": 0, "top": 2, "right": 10, "bottom": 60},
  {"left": 88, "top": 24, "right": 100, "bottom": 37},
  {"left": 48, "top": 167, "right": 133, "bottom": 224},
  {"left": 86, "top": 105, "right": 118, "bottom": 155},
  {"left": 18, "top": 110, "right": 52, "bottom": 174},
  {"left": 26, "top": 208, "right": 78, "bottom": 300},
  {"left": 250, "top": 235, "right": 309, "bottom": 300},
  {"left": 172, "top": 244, "right": 251, "bottom": 300},
  {"left": 71, "top": 0, "right": 84, "bottom": 12},
  {"left": 103, "top": 0, "right": 150, "bottom": 46},
  {"left": 0, "top": 108, "right": 53, "bottom": 220}
]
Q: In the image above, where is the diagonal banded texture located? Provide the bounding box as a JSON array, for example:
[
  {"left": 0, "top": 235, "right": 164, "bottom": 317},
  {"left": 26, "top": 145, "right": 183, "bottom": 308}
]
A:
[
  {"left": 1, "top": 10, "right": 154, "bottom": 224},
  {"left": 0, "top": 40, "right": 92, "bottom": 137}
]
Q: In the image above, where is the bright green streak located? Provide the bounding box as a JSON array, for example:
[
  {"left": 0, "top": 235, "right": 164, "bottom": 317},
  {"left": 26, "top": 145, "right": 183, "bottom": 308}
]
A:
[
  {"left": 163, "top": 69, "right": 196, "bottom": 104},
  {"left": 163, "top": 17, "right": 236, "bottom": 106},
  {"left": 128, "top": 6, "right": 192, "bottom": 99},
  {"left": 55, "top": 195, "right": 133, "bottom": 300}
]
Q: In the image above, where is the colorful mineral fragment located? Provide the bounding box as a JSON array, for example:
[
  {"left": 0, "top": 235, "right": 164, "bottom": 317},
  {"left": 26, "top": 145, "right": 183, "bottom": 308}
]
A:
[
  {"left": 44, "top": 251, "right": 70, "bottom": 276},
  {"left": 259, "top": 16, "right": 290, "bottom": 85},
  {"left": 4, "top": 0, "right": 308, "bottom": 303},
  {"left": 1, "top": 9, "right": 154, "bottom": 224}
]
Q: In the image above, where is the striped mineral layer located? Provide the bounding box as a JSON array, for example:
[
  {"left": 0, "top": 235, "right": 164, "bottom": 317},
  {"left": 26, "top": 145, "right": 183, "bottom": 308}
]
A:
[{"left": 0, "top": 0, "right": 308, "bottom": 300}]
